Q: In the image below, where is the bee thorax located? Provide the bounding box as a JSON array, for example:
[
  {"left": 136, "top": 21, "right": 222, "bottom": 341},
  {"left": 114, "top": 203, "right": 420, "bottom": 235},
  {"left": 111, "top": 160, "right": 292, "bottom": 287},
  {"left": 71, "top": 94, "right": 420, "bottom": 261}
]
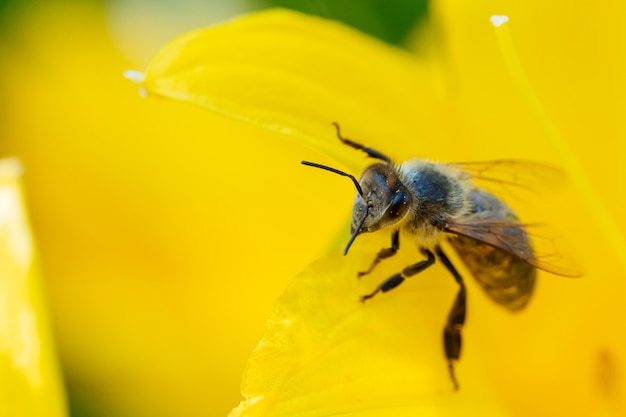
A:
[{"left": 399, "top": 160, "right": 472, "bottom": 228}]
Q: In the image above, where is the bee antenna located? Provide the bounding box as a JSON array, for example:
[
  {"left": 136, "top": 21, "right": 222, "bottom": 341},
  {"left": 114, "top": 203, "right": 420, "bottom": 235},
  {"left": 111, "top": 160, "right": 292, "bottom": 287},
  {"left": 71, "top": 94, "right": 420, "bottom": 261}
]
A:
[
  {"left": 343, "top": 205, "right": 370, "bottom": 256},
  {"left": 301, "top": 161, "right": 364, "bottom": 197}
]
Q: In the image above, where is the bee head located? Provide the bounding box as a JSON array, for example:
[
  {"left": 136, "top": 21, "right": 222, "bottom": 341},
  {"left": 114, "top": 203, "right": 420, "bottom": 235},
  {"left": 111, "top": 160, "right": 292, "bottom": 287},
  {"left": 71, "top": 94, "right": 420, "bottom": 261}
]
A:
[
  {"left": 300, "top": 159, "right": 412, "bottom": 255},
  {"left": 351, "top": 163, "right": 412, "bottom": 235},
  {"left": 301, "top": 143, "right": 412, "bottom": 255}
]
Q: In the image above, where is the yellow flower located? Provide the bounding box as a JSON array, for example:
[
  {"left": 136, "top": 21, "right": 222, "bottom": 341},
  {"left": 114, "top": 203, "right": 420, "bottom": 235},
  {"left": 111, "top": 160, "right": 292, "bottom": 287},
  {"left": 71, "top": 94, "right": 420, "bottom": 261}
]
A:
[
  {"left": 136, "top": 5, "right": 626, "bottom": 417},
  {"left": 0, "top": 159, "right": 67, "bottom": 417},
  {"left": 3, "top": 1, "right": 625, "bottom": 416}
]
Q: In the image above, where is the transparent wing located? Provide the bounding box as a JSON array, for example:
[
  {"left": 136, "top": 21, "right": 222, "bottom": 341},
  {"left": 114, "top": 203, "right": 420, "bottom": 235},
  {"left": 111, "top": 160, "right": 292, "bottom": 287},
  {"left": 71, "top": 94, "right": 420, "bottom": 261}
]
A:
[
  {"left": 445, "top": 217, "right": 581, "bottom": 278},
  {"left": 446, "top": 160, "right": 568, "bottom": 196}
]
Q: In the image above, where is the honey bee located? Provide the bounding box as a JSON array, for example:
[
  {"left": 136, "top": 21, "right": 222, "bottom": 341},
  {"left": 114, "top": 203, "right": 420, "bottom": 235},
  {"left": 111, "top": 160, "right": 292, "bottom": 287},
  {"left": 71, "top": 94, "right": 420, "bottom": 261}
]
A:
[{"left": 302, "top": 123, "right": 578, "bottom": 390}]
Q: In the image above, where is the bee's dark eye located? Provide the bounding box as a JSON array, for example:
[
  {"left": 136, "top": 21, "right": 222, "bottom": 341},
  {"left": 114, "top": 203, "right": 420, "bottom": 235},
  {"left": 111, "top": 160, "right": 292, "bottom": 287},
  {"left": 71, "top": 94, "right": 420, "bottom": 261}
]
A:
[{"left": 388, "top": 190, "right": 409, "bottom": 218}]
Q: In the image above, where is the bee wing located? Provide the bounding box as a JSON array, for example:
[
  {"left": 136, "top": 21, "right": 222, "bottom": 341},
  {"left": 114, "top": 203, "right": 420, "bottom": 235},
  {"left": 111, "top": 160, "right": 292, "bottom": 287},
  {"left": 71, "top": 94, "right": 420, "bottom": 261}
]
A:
[
  {"left": 445, "top": 217, "right": 581, "bottom": 278},
  {"left": 446, "top": 160, "right": 568, "bottom": 196}
]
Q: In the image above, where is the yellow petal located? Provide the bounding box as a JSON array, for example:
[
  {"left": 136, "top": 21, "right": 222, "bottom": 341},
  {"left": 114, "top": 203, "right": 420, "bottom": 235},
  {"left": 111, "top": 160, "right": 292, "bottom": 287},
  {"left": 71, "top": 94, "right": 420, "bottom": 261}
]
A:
[
  {"left": 0, "top": 159, "right": 67, "bottom": 417},
  {"left": 141, "top": 8, "right": 450, "bottom": 171},
  {"left": 231, "top": 232, "right": 511, "bottom": 417}
]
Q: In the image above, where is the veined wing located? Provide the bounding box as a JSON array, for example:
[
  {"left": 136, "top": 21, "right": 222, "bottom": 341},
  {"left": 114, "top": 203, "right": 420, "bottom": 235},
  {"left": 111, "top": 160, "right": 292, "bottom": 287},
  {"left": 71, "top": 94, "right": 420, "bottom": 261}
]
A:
[
  {"left": 445, "top": 217, "right": 581, "bottom": 278},
  {"left": 446, "top": 160, "right": 568, "bottom": 195}
]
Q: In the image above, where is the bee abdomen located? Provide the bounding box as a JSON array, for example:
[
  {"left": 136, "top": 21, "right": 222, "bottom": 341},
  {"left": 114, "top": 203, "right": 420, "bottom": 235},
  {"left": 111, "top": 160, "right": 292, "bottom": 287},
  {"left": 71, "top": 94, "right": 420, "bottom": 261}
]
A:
[
  {"left": 449, "top": 236, "right": 536, "bottom": 311},
  {"left": 447, "top": 189, "right": 536, "bottom": 311}
]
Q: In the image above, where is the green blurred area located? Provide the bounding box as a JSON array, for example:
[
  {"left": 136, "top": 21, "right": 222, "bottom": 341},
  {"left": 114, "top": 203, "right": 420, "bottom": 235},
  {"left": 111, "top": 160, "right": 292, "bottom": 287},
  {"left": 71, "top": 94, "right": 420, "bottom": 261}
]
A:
[
  {"left": 0, "top": 0, "right": 428, "bottom": 46},
  {"left": 256, "top": 0, "right": 428, "bottom": 46}
]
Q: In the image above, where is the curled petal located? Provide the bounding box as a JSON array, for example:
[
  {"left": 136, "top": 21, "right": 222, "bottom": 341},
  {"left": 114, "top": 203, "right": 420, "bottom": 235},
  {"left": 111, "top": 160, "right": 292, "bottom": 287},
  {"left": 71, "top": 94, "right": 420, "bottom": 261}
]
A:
[
  {"left": 141, "top": 8, "right": 447, "bottom": 170},
  {"left": 230, "top": 232, "right": 511, "bottom": 417}
]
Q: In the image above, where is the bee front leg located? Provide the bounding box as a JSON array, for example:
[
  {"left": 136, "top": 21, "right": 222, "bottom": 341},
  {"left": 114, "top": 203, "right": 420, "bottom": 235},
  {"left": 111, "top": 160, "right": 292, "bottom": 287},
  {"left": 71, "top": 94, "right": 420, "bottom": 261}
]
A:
[
  {"left": 435, "top": 247, "right": 467, "bottom": 391},
  {"left": 358, "top": 230, "right": 400, "bottom": 278},
  {"left": 360, "top": 248, "right": 434, "bottom": 302}
]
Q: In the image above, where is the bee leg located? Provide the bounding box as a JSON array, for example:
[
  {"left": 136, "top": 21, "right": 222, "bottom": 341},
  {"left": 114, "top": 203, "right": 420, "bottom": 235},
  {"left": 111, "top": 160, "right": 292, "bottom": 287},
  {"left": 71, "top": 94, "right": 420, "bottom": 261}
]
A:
[
  {"left": 435, "top": 247, "right": 466, "bottom": 391},
  {"left": 332, "top": 122, "right": 392, "bottom": 163},
  {"left": 358, "top": 230, "right": 400, "bottom": 278},
  {"left": 360, "top": 248, "right": 435, "bottom": 302}
]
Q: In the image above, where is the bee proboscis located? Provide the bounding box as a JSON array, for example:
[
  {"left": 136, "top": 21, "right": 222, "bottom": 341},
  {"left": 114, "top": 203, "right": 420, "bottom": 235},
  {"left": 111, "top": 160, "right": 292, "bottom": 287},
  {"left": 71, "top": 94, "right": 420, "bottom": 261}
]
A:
[{"left": 302, "top": 123, "right": 579, "bottom": 390}]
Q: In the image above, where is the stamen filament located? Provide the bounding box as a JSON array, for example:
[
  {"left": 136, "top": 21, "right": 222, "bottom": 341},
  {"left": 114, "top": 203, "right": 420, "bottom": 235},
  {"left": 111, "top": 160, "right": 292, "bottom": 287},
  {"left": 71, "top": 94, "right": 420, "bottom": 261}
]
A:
[{"left": 492, "top": 16, "right": 626, "bottom": 274}]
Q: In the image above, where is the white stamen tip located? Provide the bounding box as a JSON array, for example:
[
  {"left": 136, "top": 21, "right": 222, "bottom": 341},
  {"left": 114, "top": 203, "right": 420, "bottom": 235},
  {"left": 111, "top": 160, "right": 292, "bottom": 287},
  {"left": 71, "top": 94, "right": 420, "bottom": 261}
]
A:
[
  {"left": 123, "top": 69, "right": 146, "bottom": 84},
  {"left": 490, "top": 15, "right": 509, "bottom": 27}
]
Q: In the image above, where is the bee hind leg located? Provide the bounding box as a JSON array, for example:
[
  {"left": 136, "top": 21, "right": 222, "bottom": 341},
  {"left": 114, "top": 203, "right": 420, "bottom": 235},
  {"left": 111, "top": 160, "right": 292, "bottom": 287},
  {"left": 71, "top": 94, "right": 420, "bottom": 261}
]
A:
[
  {"left": 360, "top": 248, "right": 434, "bottom": 302},
  {"left": 358, "top": 230, "right": 400, "bottom": 278},
  {"left": 435, "top": 247, "right": 467, "bottom": 391}
]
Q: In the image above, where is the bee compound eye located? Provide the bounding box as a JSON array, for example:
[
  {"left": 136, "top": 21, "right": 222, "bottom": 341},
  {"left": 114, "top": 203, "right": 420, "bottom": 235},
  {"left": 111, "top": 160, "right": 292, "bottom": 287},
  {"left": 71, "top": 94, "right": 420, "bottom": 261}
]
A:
[{"left": 388, "top": 190, "right": 409, "bottom": 218}]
